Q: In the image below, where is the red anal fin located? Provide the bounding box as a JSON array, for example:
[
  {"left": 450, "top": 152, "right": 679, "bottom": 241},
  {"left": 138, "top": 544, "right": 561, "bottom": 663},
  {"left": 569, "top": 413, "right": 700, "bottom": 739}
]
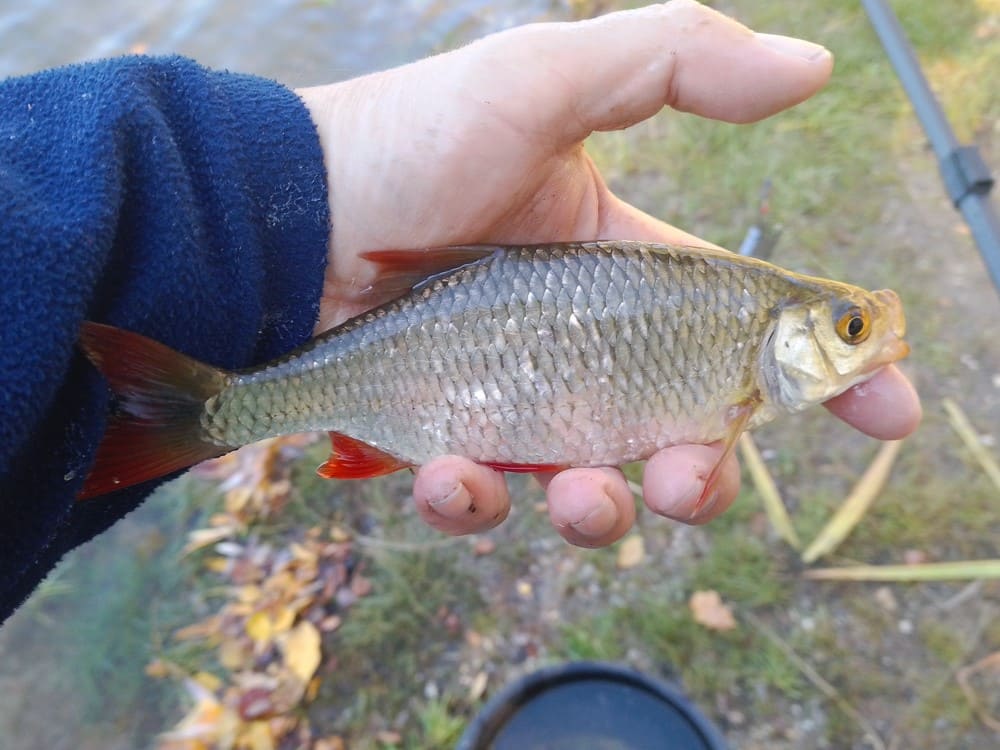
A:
[
  {"left": 694, "top": 395, "right": 761, "bottom": 516},
  {"left": 317, "top": 432, "right": 411, "bottom": 479},
  {"left": 483, "top": 462, "right": 567, "bottom": 474},
  {"left": 359, "top": 246, "right": 499, "bottom": 299}
]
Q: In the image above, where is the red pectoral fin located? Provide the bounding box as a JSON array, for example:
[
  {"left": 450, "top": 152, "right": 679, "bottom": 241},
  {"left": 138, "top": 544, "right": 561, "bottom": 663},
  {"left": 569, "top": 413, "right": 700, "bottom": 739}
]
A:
[
  {"left": 317, "top": 432, "right": 411, "bottom": 479},
  {"left": 694, "top": 395, "right": 760, "bottom": 515}
]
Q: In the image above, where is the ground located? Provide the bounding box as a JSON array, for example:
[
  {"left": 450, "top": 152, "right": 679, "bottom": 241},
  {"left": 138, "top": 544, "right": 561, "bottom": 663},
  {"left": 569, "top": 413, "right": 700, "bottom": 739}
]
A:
[{"left": 1, "top": 1, "right": 999, "bottom": 749}]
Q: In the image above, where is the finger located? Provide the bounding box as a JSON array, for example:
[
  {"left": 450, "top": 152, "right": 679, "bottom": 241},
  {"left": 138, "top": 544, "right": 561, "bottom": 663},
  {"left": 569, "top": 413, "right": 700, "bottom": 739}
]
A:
[
  {"left": 824, "top": 365, "right": 922, "bottom": 440},
  {"left": 471, "top": 0, "right": 832, "bottom": 146},
  {"left": 643, "top": 443, "right": 740, "bottom": 524},
  {"left": 412, "top": 456, "right": 511, "bottom": 535},
  {"left": 546, "top": 467, "right": 636, "bottom": 548}
]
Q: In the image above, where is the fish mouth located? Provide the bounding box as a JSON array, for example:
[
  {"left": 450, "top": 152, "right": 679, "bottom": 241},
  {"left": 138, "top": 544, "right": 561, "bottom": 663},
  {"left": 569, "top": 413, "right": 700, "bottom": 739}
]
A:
[
  {"left": 864, "top": 289, "right": 910, "bottom": 372},
  {"left": 874, "top": 289, "right": 906, "bottom": 339}
]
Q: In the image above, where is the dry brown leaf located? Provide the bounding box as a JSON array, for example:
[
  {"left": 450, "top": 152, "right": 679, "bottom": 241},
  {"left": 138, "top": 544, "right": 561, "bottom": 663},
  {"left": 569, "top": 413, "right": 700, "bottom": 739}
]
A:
[
  {"left": 283, "top": 621, "right": 322, "bottom": 684},
  {"left": 376, "top": 730, "right": 402, "bottom": 745},
  {"left": 145, "top": 659, "right": 170, "bottom": 679},
  {"left": 174, "top": 615, "right": 223, "bottom": 642},
  {"left": 689, "top": 590, "right": 737, "bottom": 631},
  {"left": 473, "top": 537, "right": 496, "bottom": 556},
  {"left": 350, "top": 574, "right": 373, "bottom": 598},
  {"left": 314, "top": 738, "right": 346, "bottom": 750},
  {"left": 617, "top": 534, "right": 645, "bottom": 569},
  {"left": 320, "top": 615, "right": 342, "bottom": 632}
]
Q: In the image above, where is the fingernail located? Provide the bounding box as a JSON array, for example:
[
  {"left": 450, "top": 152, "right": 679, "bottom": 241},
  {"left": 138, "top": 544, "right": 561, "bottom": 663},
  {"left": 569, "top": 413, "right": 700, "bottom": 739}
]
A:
[
  {"left": 757, "top": 33, "right": 831, "bottom": 62},
  {"left": 569, "top": 496, "right": 618, "bottom": 538},
  {"left": 428, "top": 481, "right": 473, "bottom": 515}
]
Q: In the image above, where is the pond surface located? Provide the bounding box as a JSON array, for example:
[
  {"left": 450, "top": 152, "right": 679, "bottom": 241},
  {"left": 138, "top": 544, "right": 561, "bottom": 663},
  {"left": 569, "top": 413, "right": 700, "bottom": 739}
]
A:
[{"left": 1, "top": 0, "right": 566, "bottom": 84}]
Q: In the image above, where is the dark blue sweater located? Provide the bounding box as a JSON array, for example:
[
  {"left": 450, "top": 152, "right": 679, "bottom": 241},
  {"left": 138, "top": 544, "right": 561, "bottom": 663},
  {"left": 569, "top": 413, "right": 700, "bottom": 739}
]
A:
[{"left": 0, "top": 56, "right": 330, "bottom": 622}]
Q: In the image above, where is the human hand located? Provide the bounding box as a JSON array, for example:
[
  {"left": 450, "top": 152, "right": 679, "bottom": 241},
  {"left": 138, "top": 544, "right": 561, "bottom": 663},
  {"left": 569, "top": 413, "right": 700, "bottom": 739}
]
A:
[{"left": 295, "top": 0, "right": 921, "bottom": 546}]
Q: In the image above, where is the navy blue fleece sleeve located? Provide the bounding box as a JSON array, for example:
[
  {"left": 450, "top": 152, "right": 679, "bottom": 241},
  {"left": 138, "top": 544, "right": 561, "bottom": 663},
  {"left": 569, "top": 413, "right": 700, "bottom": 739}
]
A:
[{"left": 0, "top": 56, "right": 330, "bottom": 621}]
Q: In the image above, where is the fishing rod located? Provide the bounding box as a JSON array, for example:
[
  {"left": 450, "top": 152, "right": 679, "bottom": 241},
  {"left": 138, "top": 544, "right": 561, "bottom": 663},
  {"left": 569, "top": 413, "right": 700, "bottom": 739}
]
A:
[{"left": 862, "top": 0, "right": 1000, "bottom": 294}]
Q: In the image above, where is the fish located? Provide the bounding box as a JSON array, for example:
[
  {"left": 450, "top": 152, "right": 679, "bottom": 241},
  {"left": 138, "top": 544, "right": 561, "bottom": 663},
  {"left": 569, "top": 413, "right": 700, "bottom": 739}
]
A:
[{"left": 76, "top": 240, "right": 909, "bottom": 503}]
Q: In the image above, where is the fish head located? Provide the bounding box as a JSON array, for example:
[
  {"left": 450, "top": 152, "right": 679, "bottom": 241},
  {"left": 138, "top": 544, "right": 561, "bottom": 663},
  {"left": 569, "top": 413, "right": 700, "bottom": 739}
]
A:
[{"left": 761, "top": 285, "right": 909, "bottom": 412}]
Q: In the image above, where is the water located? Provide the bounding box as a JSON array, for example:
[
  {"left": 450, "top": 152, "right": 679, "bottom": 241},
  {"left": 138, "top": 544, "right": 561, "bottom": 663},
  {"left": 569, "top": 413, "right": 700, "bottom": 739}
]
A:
[{"left": 0, "top": 0, "right": 566, "bottom": 85}]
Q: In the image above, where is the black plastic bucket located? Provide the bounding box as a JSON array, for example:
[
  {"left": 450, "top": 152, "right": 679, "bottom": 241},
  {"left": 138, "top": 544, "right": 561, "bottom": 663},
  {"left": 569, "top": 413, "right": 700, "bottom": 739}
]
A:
[{"left": 456, "top": 661, "right": 728, "bottom": 750}]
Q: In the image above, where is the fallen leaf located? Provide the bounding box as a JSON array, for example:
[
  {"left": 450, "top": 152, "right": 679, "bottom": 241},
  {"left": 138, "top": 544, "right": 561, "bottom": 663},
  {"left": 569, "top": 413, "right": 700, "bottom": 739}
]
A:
[
  {"left": 238, "top": 686, "right": 275, "bottom": 720},
  {"left": 283, "top": 621, "right": 322, "bottom": 683},
  {"left": 145, "top": 659, "right": 170, "bottom": 679},
  {"left": 617, "top": 534, "right": 645, "bottom": 570},
  {"left": 245, "top": 719, "right": 274, "bottom": 750},
  {"left": 469, "top": 670, "right": 488, "bottom": 702},
  {"left": 330, "top": 525, "right": 351, "bottom": 542},
  {"left": 182, "top": 525, "right": 238, "bottom": 556},
  {"left": 174, "top": 615, "right": 223, "bottom": 642},
  {"left": 376, "top": 730, "right": 402, "bottom": 745},
  {"left": 320, "top": 615, "right": 342, "bottom": 632},
  {"left": 473, "top": 537, "right": 496, "bottom": 556},
  {"left": 246, "top": 611, "right": 274, "bottom": 645},
  {"left": 314, "top": 737, "right": 346, "bottom": 750},
  {"left": 271, "top": 607, "right": 296, "bottom": 635},
  {"left": 219, "top": 638, "right": 248, "bottom": 671},
  {"left": 689, "top": 590, "right": 737, "bottom": 631},
  {"left": 873, "top": 586, "right": 898, "bottom": 613},
  {"left": 194, "top": 671, "right": 223, "bottom": 693},
  {"left": 350, "top": 574, "right": 373, "bottom": 598}
]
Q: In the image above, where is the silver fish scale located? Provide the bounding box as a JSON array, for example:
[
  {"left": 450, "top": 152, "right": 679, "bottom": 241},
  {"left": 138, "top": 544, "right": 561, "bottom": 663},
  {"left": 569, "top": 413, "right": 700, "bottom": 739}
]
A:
[{"left": 205, "top": 243, "right": 789, "bottom": 466}]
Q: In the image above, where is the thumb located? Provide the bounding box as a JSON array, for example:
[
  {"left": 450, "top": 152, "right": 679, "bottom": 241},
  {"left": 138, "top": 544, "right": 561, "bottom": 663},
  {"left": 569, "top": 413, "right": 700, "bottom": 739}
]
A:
[{"left": 465, "top": 0, "right": 833, "bottom": 143}]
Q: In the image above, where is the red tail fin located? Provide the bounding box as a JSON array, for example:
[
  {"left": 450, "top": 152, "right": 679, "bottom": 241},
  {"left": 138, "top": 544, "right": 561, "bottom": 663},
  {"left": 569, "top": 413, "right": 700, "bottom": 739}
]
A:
[{"left": 77, "top": 322, "right": 232, "bottom": 500}]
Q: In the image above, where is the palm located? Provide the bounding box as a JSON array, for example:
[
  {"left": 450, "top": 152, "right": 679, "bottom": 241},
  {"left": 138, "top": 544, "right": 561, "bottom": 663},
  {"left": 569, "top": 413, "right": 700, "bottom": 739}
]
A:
[{"left": 314, "top": 70, "right": 618, "bottom": 331}]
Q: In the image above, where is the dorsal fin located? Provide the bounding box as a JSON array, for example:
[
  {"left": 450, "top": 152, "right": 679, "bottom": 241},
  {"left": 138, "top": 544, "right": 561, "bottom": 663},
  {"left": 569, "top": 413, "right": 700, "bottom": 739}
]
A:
[{"left": 359, "top": 245, "right": 499, "bottom": 299}]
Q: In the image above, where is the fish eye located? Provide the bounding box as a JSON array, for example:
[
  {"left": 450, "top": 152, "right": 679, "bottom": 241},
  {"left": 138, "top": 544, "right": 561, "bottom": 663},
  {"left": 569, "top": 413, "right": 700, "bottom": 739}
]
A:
[{"left": 835, "top": 306, "right": 870, "bottom": 345}]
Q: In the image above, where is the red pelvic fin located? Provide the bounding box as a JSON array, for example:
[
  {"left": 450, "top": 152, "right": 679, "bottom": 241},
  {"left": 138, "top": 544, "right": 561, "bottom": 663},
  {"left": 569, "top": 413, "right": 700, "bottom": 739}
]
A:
[
  {"left": 76, "top": 322, "right": 231, "bottom": 500},
  {"left": 359, "top": 245, "right": 498, "bottom": 299},
  {"left": 483, "top": 462, "right": 566, "bottom": 474},
  {"left": 317, "top": 432, "right": 411, "bottom": 479}
]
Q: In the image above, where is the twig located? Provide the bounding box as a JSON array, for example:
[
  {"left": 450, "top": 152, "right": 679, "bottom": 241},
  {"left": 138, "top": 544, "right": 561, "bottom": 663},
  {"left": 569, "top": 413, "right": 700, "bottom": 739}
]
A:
[
  {"left": 943, "top": 398, "right": 1000, "bottom": 493},
  {"left": 803, "top": 560, "right": 1000, "bottom": 581},
  {"left": 956, "top": 651, "right": 1000, "bottom": 732},
  {"left": 744, "top": 611, "right": 887, "bottom": 750},
  {"left": 738, "top": 434, "right": 801, "bottom": 549},
  {"left": 801, "top": 440, "right": 902, "bottom": 564},
  {"left": 933, "top": 580, "right": 983, "bottom": 611}
]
